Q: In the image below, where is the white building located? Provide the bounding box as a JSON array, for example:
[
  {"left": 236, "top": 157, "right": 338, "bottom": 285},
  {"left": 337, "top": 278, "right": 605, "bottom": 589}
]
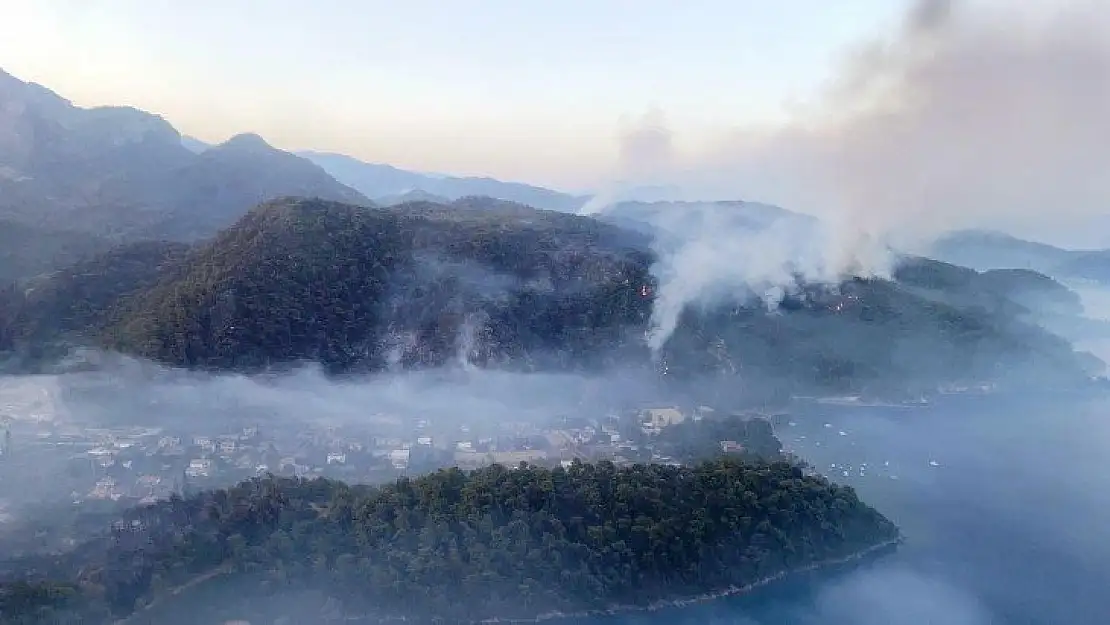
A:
[
  {"left": 186, "top": 458, "right": 213, "bottom": 478},
  {"left": 643, "top": 408, "right": 685, "bottom": 428},
  {"left": 389, "top": 448, "right": 410, "bottom": 469}
]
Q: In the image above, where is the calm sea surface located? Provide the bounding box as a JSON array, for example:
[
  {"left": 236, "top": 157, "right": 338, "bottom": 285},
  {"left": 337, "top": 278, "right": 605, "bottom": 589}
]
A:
[{"left": 575, "top": 391, "right": 1110, "bottom": 625}]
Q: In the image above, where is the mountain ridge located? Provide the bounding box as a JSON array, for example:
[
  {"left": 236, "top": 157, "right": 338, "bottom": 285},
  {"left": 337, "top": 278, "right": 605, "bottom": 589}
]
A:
[
  {"left": 298, "top": 150, "right": 589, "bottom": 212},
  {"left": 0, "top": 67, "right": 370, "bottom": 242},
  {"left": 0, "top": 68, "right": 1102, "bottom": 394},
  {"left": 932, "top": 229, "right": 1110, "bottom": 285},
  {"left": 0, "top": 198, "right": 1098, "bottom": 396}
]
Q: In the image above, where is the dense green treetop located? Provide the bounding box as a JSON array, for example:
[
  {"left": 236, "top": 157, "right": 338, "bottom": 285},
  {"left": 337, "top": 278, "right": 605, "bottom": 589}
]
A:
[
  {"left": 0, "top": 458, "right": 898, "bottom": 624},
  {"left": 0, "top": 198, "right": 1097, "bottom": 390}
]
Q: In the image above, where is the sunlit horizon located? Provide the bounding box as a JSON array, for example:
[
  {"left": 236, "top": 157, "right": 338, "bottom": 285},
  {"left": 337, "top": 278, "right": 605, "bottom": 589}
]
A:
[{"left": 0, "top": 0, "right": 915, "bottom": 190}]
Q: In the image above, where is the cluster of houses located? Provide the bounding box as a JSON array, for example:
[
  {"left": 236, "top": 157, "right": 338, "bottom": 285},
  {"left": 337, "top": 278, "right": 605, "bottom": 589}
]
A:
[{"left": 5, "top": 402, "right": 742, "bottom": 508}]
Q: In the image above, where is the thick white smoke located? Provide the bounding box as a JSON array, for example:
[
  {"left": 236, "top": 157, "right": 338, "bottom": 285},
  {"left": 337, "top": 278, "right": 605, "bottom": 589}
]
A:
[
  {"left": 583, "top": 115, "right": 892, "bottom": 352},
  {"left": 694, "top": 0, "right": 1110, "bottom": 246},
  {"left": 587, "top": 0, "right": 1109, "bottom": 352},
  {"left": 638, "top": 202, "right": 891, "bottom": 353}
]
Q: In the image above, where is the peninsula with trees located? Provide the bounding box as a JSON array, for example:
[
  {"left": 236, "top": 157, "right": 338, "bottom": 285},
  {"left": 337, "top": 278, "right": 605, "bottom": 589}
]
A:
[{"left": 0, "top": 456, "right": 899, "bottom": 624}]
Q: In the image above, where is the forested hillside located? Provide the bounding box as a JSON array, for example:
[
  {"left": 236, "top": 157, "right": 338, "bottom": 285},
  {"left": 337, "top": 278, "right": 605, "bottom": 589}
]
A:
[
  {"left": 931, "top": 229, "right": 1110, "bottom": 286},
  {"left": 14, "top": 242, "right": 189, "bottom": 345},
  {"left": 0, "top": 459, "right": 899, "bottom": 624},
  {"left": 0, "top": 220, "right": 112, "bottom": 284},
  {"left": 105, "top": 199, "right": 407, "bottom": 371},
  {"left": 95, "top": 197, "right": 653, "bottom": 372},
  {"left": 0, "top": 197, "right": 1098, "bottom": 392},
  {"left": 893, "top": 256, "right": 1083, "bottom": 318}
]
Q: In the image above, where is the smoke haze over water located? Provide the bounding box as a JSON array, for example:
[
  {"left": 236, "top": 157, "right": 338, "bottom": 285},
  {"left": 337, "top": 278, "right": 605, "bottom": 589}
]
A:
[
  {"left": 579, "top": 391, "right": 1110, "bottom": 625},
  {"left": 5, "top": 360, "right": 1109, "bottom": 623}
]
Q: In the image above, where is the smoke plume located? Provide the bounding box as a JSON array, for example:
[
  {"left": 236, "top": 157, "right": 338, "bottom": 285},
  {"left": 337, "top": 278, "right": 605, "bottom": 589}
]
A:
[
  {"left": 640, "top": 203, "right": 890, "bottom": 353},
  {"left": 588, "top": 0, "right": 1109, "bottom": 351},
  {"left": 697, "top": 0, "right": 1110, "bottom": 245}
]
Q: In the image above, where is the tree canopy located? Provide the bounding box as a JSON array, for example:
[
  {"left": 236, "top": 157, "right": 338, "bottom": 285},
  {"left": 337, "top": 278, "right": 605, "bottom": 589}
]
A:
[
  {"left": 0, "top": 198, "right": 1096, "bottom": 391},
  {"left": 0, "top": 459, "right": 898, "bottom": 624}
]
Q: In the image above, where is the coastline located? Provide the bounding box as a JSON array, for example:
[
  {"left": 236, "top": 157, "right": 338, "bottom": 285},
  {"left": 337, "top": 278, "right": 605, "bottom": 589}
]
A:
[
  {"left": 333, "top": 537, "right": 896, "bottom": 625},
  {"left": 123, "top": 536, "right": 901, "bottom": 625},
  {"left": 481, "top": 537, "right": 902, "bottom": 624},
  {"left": 347, "top": 536, "right": 901, "bottom": 624}
]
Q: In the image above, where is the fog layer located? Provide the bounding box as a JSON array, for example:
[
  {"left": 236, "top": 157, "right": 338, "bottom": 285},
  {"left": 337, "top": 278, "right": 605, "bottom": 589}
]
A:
[{"left": 4, "top": 357, "right": 1109, "bottom": 623}]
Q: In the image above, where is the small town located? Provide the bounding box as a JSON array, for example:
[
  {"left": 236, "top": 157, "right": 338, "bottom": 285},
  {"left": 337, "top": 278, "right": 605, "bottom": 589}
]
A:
[
  {"left": 0, "top": 368, "right": 987, "bottom": 522},
  {"left": 0, "top": 391, "right": 729, "bottom": 512}
]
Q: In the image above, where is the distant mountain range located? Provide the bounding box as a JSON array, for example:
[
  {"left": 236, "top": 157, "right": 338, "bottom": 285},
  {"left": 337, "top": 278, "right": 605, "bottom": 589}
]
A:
[
  {"left": 0, "top": 66, "right": 1103, "bottom": 391},
  {"left": 593, "top": 199, "right": 808, "bottom": 239},
  {"left": 174, "top": 138, "right": 588, "bottom": 211},
  {"left": 932, "top": 230, "right": 1110, "bottom": 286},
  {"left": 0, "top": 65, "right": 599, "bottom": 243},
  {"left": 0, "top": 69, "right": 368, "bottom": 243},
  {"left": 297, "top": 151, "right": 589, "bottom": 212},
  {"left": 1, "top": 64, "right": 832, "bottom": 287}
]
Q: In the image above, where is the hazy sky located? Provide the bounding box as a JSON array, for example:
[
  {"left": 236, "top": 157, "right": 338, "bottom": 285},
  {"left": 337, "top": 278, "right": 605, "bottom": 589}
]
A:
[
  {"left": 1, "top": 0, "right": 1107, "bottom": 247},
  {"left": 0, "top": 0, "right": 914, "bottom": 188}
]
